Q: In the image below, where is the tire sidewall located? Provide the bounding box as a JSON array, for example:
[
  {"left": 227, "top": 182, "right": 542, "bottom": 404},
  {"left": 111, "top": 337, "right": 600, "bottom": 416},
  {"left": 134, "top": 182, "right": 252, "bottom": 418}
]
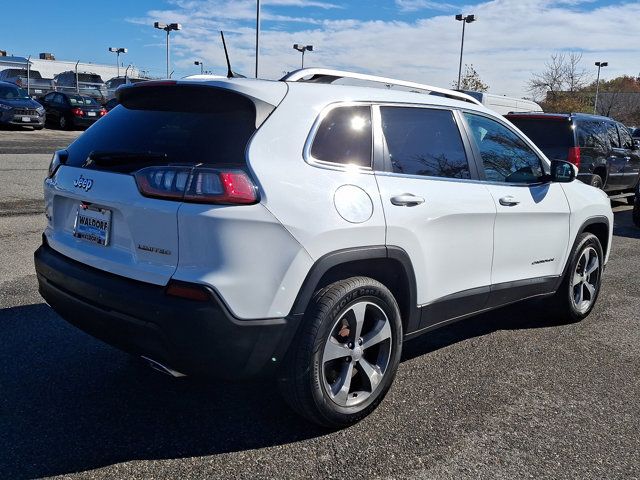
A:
[
  {"left": 590, "top": 174, "right": 603, "bottom": 189},
  {"left": 309, "top": 283, "right": 403, "bottom": 425},
  {"left": 563, "top": 233, "right": 604, "bottom": 320}
]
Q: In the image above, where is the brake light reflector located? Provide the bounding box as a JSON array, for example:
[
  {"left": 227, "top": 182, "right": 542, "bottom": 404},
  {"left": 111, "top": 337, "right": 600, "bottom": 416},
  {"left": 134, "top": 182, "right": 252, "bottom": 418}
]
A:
[
  {"left": 133, "top": 166, "right": 258, "bottom": 205},
  {"left": 71, "top": 107, "right": 84, "bottom": 117},
  {"left": 99, "top": 109, "right": 107, "bottom": 116},
  {"left": 165, "top": 282, "right": 211, "bottom": 301},
  {"left": 568, "top": 147, "right": 581, "bottom": 167}
]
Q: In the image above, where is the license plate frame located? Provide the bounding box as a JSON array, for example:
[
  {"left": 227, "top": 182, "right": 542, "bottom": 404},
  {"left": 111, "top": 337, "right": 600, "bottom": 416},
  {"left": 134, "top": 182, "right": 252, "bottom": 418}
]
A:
[
  {"left": 73, "top": 205, "right": 112, "bottom": 246},
  {"left": 21, "top": 116, "right": 31, "bottom": 122}
]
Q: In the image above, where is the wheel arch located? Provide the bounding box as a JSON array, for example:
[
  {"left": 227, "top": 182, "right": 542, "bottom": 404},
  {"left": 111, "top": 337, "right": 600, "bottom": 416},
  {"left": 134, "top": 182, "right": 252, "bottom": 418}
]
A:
[{"left": 289, "top": 246, "right": 420, "bottom": 334}]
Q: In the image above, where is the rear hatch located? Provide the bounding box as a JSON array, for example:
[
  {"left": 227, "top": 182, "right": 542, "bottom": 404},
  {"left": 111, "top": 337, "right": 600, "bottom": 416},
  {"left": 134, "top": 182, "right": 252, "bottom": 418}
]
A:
[
  {"left": 506, "top": 115, "right": 575, "bottom": 161},
  {"left": 44, "top": 81, "right": 284, "bottom": 285}
]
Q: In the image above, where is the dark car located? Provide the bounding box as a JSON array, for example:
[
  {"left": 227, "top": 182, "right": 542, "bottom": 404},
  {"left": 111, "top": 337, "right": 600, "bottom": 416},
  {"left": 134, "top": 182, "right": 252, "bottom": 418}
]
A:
[
  {"left": 39, "top": 92, "right": 106, "bottom": 130},
  {"left": 104, "top": 76, "right": 147, "bottom": 100},
  {"left": 53, "top": 71, "right": 108, "bottom": 104},
  {"left": 104, "top": 97, "right": 118, "bottom": 111},
  {"left": 506, "top": 113, "right": 640, "bottom": 199},
  {"left": 0, "top": 68, "right": 53, "bottom": 97},
  {"left": 0, "top": 81, "right": 45, "bottom": 129}
]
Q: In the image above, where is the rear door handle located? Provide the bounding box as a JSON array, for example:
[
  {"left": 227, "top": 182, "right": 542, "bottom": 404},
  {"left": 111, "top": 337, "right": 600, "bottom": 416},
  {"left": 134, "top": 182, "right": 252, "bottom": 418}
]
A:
[
  {"left": 390, "top": 194, "right": 425, "bottom": 207},
  {"left": 499, "top": 196, "right": 520, "bottom": 207}
]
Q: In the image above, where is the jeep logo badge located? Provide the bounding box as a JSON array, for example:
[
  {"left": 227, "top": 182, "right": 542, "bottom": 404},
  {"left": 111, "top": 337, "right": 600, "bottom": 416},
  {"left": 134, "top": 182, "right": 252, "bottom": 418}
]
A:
[{"left": 73, "top": 174, "right": 93, "bottom": 192}]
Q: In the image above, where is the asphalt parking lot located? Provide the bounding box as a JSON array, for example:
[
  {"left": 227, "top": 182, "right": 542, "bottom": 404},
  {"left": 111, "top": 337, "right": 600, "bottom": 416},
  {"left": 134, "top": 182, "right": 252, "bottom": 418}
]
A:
[{"left": 1, "top": 129, "right": 639, "bottom": 479}]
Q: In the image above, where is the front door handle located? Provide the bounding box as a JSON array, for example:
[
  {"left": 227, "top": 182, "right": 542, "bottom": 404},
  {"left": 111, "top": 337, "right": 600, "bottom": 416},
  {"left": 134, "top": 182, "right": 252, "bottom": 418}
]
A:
[
  {"left": 624, "top": 156, "right": 631, "bottom": 161},
  {"left": 390, "top": 194, "right": 425, "bottom": 207},
  {"left": 499, "top": 195, "right": 520, "bottom": 207}
]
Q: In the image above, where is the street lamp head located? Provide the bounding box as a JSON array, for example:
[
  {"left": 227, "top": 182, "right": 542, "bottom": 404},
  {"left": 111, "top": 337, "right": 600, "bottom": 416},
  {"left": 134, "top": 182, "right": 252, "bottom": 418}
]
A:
[
  {"left": 169, "top": 23, "right": 182, "bottom": 31},
  {"left": 306, "top": 45, "right": 313, "bottom": 52},
  {"left": 466, "top": 14, "right": 476, "bottom": 23},
  {"left": 194, "top": 61, "right": 201, "bottom": 66},
  {"left": 154, "top": 21, "right": 167, "bottom": 29},
  {"left": 455, "top": 14, "right": 463, "bottom": 21},
  {"left": 109, "top": 47, "right": 117, "bottom": 52},
  {"left": 595, "top": 61, "right": 608, "bottom": 67}
]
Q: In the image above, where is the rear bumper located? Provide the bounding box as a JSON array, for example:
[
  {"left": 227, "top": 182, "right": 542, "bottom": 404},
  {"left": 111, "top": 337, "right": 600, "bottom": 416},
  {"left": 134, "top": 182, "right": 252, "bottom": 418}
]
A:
[{"left": 34, "top": 241, "right": 301, "bottom": 379}]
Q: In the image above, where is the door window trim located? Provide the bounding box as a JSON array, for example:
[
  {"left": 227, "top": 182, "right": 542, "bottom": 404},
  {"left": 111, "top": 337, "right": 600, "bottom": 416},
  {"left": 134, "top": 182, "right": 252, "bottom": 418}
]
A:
[{"left": 458, "top": 109, "right": 552, "bottom": 187}]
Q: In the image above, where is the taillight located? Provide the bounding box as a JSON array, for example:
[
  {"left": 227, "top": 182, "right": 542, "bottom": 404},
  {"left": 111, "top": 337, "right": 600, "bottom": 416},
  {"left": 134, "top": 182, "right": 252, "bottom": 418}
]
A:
[
  {"left": 133, "top": 166, "right": 258, "bottom": 205},
  {"left": 99, "top": 109, "right": 107, "bottom": 116},
  {"left": 71, "top": 107, "right": 84, "bottom": 117},
  {"left": 568, "top": 147, "right": 581, "bottom": 167},
  {"left": 15, "top": 78, "right": 22, "bottom": 86}
]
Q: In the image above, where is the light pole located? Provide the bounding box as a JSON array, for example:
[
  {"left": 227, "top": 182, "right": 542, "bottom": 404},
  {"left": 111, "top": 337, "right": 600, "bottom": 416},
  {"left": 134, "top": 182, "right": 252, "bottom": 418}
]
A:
[
  {"left": 455, "top": 14, "right": 476, "bottom": 90},
  {"left": 154, "top": 22, "right": 182, "bottom": 78},
  {"left": 108, "top": 47, "right": 127, "bottom": 77},
  {"left": 293, "top": 44, "right": 313, "bottom": 68},
  {"left": 194, "top": 60, "right": 204, "bottom": 74},
  {"left": 255, "top": 0, "right": 261, "bottom": 78},
  {"left": 594, "top": 61, "right": 608, "bottom": 115}
]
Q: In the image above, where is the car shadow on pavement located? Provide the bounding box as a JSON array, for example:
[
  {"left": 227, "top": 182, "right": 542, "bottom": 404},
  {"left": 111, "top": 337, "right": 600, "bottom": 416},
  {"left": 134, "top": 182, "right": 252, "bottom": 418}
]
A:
[
  {"left": 612, "top": 208, "right": 640, "bottom": 240},
  {"left": 0, "top": 298, "right": 569, "bottom": 479}
]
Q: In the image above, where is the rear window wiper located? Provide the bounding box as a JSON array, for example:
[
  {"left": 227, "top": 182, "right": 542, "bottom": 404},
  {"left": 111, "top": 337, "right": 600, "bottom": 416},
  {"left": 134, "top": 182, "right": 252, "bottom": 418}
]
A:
[{"left": 83, "top": 151, "right": 169, "bottom": 173}]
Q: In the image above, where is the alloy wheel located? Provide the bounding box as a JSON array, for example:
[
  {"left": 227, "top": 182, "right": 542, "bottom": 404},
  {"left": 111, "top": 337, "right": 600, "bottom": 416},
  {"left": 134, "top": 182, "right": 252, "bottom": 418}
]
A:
[
  {"left": 571, "top": 246, "right": 600, "bottom": 314},
  {"left": 321, "top": 300, "right": 393, "bottom": 407}
]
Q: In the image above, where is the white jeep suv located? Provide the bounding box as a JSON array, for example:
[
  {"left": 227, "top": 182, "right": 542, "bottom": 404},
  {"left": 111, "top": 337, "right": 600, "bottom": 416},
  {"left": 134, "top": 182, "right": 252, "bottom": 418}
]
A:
[{"left": 35, "top": 69, "right": 613, "bottom": 428}]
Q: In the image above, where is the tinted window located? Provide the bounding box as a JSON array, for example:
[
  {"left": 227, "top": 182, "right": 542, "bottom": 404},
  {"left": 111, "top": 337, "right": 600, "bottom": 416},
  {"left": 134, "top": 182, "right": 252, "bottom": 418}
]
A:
[
  {"left": 577, "top": 120, "right": 608, "bottom": 151},
  {"left": 464, "top": 113, "right": 544, "bottom": 183},
  {"left": 381, "top": 107, "right": 470, "bottom": 179},
  {"left": 606, "top": 122, "right": 620, "bottom": 148},
  {"left": 65, "top": 85, "right": 261, "bottom": 172},
  {"left": 0, "top": 85, "right": 29, "bottom": 100},
  {"left": 310, "top": 106, "right": 372, "bottom": 167},
  {"left": 618, "top": 124, "right": 634, "bottom": 149},
  {"left": 68, "top": 95, "right": 99, "bottom": 106},
  {"left": 77, "top": 74, "right": 104, "bottom": 84},
  {"left": 507, "top": 117, "right": 574, "bottom": 160}
]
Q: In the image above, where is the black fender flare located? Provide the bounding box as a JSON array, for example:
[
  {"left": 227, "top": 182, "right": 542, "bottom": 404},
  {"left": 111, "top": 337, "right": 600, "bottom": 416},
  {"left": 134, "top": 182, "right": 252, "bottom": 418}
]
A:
[{"left": 288, "top": 245, "right": 420, "bottom": 333}]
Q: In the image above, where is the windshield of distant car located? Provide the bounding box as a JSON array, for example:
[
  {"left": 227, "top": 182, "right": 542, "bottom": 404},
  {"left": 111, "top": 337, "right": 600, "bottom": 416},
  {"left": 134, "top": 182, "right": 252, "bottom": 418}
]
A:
[
  {"left": 0, "top": 85, "right": 30, "bottom": 100},
  {"left": 67, "top": 95, "right": 99, "bottom": 106}
]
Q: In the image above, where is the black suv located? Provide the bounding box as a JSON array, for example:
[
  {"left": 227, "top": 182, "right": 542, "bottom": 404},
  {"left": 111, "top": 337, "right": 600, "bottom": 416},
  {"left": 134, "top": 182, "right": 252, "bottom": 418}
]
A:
[{"left": 506, "top": 113, "right": 640, "bottom": 198}]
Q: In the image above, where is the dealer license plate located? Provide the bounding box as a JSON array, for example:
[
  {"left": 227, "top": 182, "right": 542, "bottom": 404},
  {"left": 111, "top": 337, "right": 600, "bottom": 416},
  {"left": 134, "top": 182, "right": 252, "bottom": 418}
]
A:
[
  {"left": 21, "top": 116, "right": 31, "bottom": 122},
  {"left": 73, "top": 205, "right": 111, "bottom": 246},
  {"left": 87, "top": 111, "right": 96, "bottom": 117}
]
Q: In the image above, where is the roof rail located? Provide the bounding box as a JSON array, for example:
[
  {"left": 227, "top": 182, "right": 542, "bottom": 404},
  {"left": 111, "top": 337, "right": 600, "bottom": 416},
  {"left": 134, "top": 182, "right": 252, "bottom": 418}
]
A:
[{"left": 280, "top": 68, "right": 482, "bottom": 106}]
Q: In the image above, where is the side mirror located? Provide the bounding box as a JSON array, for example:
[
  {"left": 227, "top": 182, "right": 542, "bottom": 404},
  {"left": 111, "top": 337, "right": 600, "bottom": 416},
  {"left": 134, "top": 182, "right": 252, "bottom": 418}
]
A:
[
  {"left": 633, "top": 139, "right": 640, "bottom": 150},
  {"left": 549, "top": 159, "right": 576, "bottom": 183}
]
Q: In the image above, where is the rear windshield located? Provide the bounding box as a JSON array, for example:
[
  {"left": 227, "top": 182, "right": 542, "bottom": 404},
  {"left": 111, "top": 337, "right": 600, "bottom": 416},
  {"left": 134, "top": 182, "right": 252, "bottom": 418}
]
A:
[
  {"left": 68, "top": 95, "right": 99, "bottom": 106},
  {"left": 66, "top": 85, "right": 260, "bottom": 171},
  {"left": 77, "top": 74, "right": 104, "bottom": 84},
  {"left": 507, "top": 117, "right": 574, "bottom": 159},
  {"left": 6, "top": 69, "right": 43, "bottom": 79}
]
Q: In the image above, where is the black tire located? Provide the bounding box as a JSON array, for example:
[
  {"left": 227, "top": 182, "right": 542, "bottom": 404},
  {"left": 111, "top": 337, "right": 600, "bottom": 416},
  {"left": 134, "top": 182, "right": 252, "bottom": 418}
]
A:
[
  {"left": 590, "top": 174, "right": 604, "bottom": 189},
  {"left": 278, "top": 277, "right": 403, "bottom": 428},
  {"left": 633, "top": 195, "right": 640, "bottom": 228},
  {"left": 33, "top": 126, "right": 43, "bottom": 131},
  {"left": 551, "top": 233, "right": 604, "bottom": 322},
  {"left": 59, "top": 115, "right": 70, "bottom": 130}
]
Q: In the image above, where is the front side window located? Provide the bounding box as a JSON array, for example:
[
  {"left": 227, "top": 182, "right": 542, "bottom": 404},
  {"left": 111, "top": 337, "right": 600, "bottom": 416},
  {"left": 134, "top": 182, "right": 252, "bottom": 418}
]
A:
[
  {"left": 606, "top": 122, "right": 620, "bottom": 148},
  {"left": 380, "top": 107, "right": 470, "bottom": 179},
  {"left": 310, "top": 105, "right": 372, "bottom": 167},
  {"left": 618, "top": 124, "right": 634, "bottom": 149},
  {"left": 464, "top": 112, "right": 544, "bottom": 183},
  {"left": 577, "top": 121, "right": 608, "bottom": 150}
]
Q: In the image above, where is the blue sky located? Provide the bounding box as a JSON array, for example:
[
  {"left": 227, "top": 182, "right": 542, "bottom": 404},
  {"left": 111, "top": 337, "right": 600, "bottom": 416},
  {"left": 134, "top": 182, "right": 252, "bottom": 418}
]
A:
[{"left": 3, "top": 0, "right": 638, "bottom": 96}]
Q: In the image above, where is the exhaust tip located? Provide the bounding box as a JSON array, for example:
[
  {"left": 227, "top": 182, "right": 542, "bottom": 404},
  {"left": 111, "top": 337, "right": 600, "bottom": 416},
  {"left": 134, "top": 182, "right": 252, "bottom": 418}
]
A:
[{"left": 141, "top": 355, "right": 187, "bottom": 378}]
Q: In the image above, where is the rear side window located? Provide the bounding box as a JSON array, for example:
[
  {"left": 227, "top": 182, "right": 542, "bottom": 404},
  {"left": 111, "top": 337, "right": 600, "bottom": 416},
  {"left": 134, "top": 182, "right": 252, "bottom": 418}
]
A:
[
  {"left": 66, "top": 85, "right": 262, "bottom": 171},
  {"left": 380, "top": 107, "right": 470, "bottom": 179},
  {"left": 507, "top": 118, "right": 574, "bottom": 150},
  {"left": 310, "top": 106, "right": 372, "bottom": 167},
  {"left": 464, "top": 113, "right": 544, "bottom": 184},
  {"left": 577, "top": 121, "right": 608, "bottom": 150}
]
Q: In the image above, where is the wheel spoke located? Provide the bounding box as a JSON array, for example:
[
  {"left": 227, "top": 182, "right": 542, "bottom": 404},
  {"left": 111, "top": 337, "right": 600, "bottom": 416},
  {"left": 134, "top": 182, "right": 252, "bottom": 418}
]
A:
[
  {"left": 333, "top": 361, "right": 354, "bottom": 405},
  {"left": 362, "top": 319, "right": 391, "bottom": 350},
  {"left": 350, "top": 302, "right": 367, "bottom": 341},
  {"left": 586, "top": 256, "right": 599, "bottom": 276},
  {"left": 584, "top": 281, "right": 596, "bottom": 299},
  {"left": 323, "top": 339, "right": 351, "bottom": 363},
  {"left": 572, "top": 272, "right": 582, "bottom": 287},
  {"left": 358, "top": 357, "right": 382, "bottom": 391}
]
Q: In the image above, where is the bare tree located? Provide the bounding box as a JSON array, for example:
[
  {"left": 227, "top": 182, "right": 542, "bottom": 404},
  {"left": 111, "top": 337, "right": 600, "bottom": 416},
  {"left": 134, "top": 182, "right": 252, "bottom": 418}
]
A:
[
  {"left": 528, "top": 52, "right": 567, "bottom": 101},
  {"left": 453, "top": 64, "right": 489, "bottom": 92},
  {"left": 565, "top": 52, "right": 588, "bottom": 92}
]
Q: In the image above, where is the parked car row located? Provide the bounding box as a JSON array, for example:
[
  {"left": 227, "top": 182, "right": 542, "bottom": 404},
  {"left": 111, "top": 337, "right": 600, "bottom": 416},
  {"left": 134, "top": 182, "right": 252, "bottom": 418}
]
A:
[
  {"left": 0, "top": 80, "right": 114, "bottom": 130},
  {"left": 0, "top": 67, "right": 149, "bottom": 104}
]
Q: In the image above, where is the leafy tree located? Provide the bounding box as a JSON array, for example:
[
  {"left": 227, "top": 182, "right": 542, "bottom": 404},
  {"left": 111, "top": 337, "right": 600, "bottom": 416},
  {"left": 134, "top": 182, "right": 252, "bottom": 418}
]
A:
[{"left": 454, "top": 64, "right": 489, "bottom": 92}]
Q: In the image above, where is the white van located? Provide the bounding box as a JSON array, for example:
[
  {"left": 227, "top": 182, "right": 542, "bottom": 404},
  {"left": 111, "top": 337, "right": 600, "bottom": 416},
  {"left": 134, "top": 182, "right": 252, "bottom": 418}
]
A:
[{"left": 463, "top": 90, "right": 543, "bottom": 115}]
